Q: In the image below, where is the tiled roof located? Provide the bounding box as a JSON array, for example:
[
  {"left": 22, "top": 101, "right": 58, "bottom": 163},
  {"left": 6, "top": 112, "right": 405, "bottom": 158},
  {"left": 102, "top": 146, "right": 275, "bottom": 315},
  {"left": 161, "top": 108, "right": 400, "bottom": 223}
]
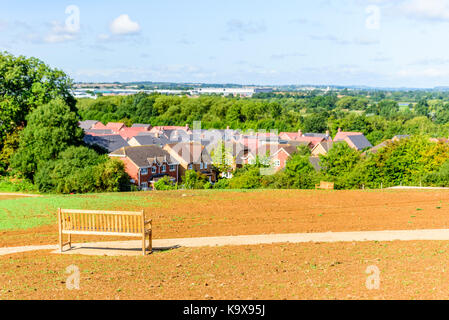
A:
[
  {"left": 79, "top": 120, "right": 98, "bottom": 131},
  {"left": 84, "top": 134, "right": 129, "bottom": 152},
  {"left": 333, "top": 131, "right": 363, "bottom": 142},
  {"left": 110, "top": 145, "right": 179, "bottom": 168},
  {"left": 345, "top": 135, "right": 373, "bottom": 150},
  {"left": 165, "top": 142, "right": 212, "bottom": 164}
]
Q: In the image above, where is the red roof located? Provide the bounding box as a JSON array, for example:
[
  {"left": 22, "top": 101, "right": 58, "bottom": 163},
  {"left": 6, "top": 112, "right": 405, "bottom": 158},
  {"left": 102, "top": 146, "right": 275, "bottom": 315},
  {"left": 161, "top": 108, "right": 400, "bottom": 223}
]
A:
[
  {"left": 106, "top": 122, "right": 126, "bottom": 132},
  {"left": 119, "top": 127, "right": 149, "bottom": 140},
  {"left": 92, "top": 122, "right": 108, "bottom": 130},
  {"left": 333, "top": 131, "right": 363, "bottom": 142}
]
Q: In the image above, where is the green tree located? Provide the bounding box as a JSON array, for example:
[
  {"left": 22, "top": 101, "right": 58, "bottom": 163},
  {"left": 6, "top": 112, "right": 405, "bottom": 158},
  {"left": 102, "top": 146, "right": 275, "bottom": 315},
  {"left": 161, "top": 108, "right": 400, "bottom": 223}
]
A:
[
  {"left": 11, "top": 98, "right": 84, "bottom": 180},
  {"left": 0, "top": 52, "right": 75, "bottom": 144}
]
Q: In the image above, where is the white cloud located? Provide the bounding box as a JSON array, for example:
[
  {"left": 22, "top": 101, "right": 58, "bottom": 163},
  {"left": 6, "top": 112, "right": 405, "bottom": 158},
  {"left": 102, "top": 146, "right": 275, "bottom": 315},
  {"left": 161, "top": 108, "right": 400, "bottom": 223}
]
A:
[
  {"left": 400, "top": 0, "right": 449, "bottom": 21},
  {"left": 110, "top": 14, "right": 141, "bottom": 35},
  {"left": 43, "top": 21, "right": 78, "bottom": 43}
]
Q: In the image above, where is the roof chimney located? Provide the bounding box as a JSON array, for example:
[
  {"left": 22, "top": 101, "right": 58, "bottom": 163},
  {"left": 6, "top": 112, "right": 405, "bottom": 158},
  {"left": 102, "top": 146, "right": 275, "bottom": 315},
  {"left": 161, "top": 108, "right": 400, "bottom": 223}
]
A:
[
  {"left": 226, "top": 126, "right": 230, "bottom": 130},
  {"left": 338, "top": 128, "right": 342, "bottom": 133},
  {"left": 185, "top": 124, "right": 189, "bottom": 130},
  {"left": 298, "top": 129, "right": 303, "bottom": 137},
  {"left": 326, "top": 130, "right": 330, "bottom": 137}
]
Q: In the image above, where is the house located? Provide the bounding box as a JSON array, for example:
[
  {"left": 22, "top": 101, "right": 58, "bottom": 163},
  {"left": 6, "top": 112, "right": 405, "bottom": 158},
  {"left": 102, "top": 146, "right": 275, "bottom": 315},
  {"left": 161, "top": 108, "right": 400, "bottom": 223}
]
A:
[
  {"left": 364, "top": 140, "right": 391, "bottom": 156},
  {"left": 279, "top": 130, "right": 329, "bottom": 148},
  {"left": 79, "top": 120, "right": 99, "bottom": 131},
  {"left": 269, "top": 145, "right": 301, "bottom": 172},
  {"left": 150, "top": 124, "right": 192, "bottom": 135},
  {"left": 109, "top": 145, "right": 179, "bottom": 190},
  {"left": 163, "top": 142, "right": 216, "bottom": 183},
  {"left": 207, "top": 141, "right": 249, "bottom": 178},
  {"left": 118, "top": 127, "right": 150, "bottom": 140},
  {"left": 84, "top": 134, "right": 129, "bottom": 153},
  {"left": 105, "top": 122, "right": 126, "bottom": 133},
  {"left": 131, "top": 124, "right": 152, "bottom": 130},
  {"left": 91, "top": 122, "right": 108, "bottom": 130},
  {"left": 344, "top": 135, "right": 372, "bottom": 151},
  {"left": 311, "top": 141, "right": 335, "bottom": 157},
  {"left": 85, "top": 129, "right": 115, "bottom": 136},
  {"left": 333, "top": 128, "right": 363, "bottom": 142},
  {"left": 128, "top": 134, "right": 171, "bottom": 147}
]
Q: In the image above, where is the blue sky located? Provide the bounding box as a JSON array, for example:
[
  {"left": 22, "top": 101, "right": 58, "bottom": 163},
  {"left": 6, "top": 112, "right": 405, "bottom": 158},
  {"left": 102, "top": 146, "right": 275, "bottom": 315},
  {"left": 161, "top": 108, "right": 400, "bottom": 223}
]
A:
[{"left": 2, "top": 0, "right": 449, "bottom": 87}]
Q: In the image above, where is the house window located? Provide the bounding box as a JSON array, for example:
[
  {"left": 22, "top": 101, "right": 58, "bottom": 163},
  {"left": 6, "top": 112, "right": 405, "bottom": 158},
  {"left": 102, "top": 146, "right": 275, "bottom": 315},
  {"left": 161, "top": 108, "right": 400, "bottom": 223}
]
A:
[
  {"left": 204, "top": 162, "right": 208, "bottom": 169},
  {"left": 152, "top": 166, "right": 157, "bottom": 173},
  {"left": 200, "top": 163, "right": 204, "bottom": 169},
  {"left": 162, "top": 165, "right": 166, "bottom": 173},
  {"left": 274, "top": 160, "right": 281, "bottom": 167},
  {"left": 169, "top": 165, "right": 176, "bottom": 172},
  {"left": 141, "top": 168, "right": 148, "bottom": 175},
  {"left": 141, "top": 182, "right": 148, "bottom": 189},
  {"left": 188, "top": 164, "right": 193, "bottom": 170}
]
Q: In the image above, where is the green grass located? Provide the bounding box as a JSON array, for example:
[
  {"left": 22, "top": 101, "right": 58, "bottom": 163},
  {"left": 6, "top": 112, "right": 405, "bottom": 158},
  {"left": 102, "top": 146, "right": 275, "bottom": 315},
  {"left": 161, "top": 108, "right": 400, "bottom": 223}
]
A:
[{"left": 0, "top": 192, "right": 160, "bottom": 231}]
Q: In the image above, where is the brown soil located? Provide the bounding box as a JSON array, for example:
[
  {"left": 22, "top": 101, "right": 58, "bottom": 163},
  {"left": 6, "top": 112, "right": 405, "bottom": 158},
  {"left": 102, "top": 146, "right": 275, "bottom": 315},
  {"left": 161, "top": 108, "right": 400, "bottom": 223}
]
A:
[
  {"left": 3, "top": 189, "right": 449, "bottom": 247},
  {"left": 1, "top": 241, "right": 449, "bottom": 300}
]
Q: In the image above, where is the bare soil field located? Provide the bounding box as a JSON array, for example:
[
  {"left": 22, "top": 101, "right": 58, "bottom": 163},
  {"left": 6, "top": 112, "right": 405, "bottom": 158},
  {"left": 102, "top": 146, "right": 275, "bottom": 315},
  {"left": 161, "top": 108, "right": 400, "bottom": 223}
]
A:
[
  {"left": 1, "top": 240, "right": 449, "bottom": 300},
  {"left": 3, "top": 189, "right": 449, "bottom": 247}
]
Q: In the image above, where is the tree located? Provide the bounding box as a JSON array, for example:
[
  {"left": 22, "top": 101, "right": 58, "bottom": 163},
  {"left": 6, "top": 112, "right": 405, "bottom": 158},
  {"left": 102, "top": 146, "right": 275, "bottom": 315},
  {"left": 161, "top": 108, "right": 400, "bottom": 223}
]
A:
[
  {"left": 282, "top": 146, "right": 317, "bottom": 189},
  {"left": 11, "top": 98, "right": 84, "bottom": 180},
  {"left": 210, "top": 140, "right": 234, "bottom": 177},
  {"left": 302, "top": 113, "right": 328, "bottom": 133},
  {"left": 319, "top": 142, "right": 361, "bottom": 188},
  {"left": 0, "top": 52, "right": 75, "bottom": 145}
]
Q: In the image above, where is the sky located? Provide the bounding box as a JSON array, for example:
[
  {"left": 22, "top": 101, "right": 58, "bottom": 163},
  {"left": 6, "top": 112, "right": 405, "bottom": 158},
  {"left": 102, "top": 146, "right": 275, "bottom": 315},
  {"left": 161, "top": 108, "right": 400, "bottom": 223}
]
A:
[{"left": 3, "top": 0, "right": 449, "bottom": 88}]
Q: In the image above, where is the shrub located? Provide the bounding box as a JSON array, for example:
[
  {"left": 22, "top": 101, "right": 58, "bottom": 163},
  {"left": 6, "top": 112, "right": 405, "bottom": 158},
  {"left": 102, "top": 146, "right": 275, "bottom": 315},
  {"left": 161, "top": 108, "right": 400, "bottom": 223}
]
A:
[{"left": 154, "top": 176, "right": 177, "bottom": 190}]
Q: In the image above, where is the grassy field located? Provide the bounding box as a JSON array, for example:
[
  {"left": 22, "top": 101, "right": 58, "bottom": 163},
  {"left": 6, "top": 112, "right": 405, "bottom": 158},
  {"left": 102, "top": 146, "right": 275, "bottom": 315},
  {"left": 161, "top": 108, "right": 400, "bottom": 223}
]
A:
[
  {"left": 3, "top": 189, "right": 449, "bottom": 300},
  {"left": 3, "top": 189, "right": 449, "bottom": 247}
]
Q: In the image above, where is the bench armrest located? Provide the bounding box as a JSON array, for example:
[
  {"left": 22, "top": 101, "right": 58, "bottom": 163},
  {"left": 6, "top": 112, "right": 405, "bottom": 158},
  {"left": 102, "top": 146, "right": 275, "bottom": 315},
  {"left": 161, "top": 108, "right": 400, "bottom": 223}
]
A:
[{"left": 144, "top": 219, "right": 152, "bottom": 226}]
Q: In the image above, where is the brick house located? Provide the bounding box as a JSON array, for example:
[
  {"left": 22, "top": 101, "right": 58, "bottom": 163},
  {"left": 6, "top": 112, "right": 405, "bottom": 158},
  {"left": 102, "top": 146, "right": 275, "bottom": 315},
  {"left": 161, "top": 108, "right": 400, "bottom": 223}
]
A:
[
  {"left": 163, "top": 142, "right": 216, "bottom": 183},
  {"left": 109, "top": 145, "right": 179, "bottom": 190},
  {"left": 269, "top": 145, "right": 300, "bottom": 172}
]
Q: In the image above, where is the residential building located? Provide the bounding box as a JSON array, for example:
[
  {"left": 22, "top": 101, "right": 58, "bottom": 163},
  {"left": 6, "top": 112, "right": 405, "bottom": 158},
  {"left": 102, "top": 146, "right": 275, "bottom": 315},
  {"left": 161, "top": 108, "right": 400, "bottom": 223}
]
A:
[
  {"left": 78, "top": 120, "right": 99, "bottom": 131},
  {"left": 109, "top": 145, "right": 179, "bottom": 190},
  {"left": 164, "top": 142, "right": 216, "bottom": 182},
  {"left": 344, "top": 135, "right": 373, "bottom": 151}
]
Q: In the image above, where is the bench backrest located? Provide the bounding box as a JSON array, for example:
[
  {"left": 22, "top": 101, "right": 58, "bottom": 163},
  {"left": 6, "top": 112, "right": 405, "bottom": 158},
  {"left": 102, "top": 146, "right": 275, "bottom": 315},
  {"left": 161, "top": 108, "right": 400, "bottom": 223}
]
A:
[
  {"left": 319, "top": 181, "right": 334, "bottom": 190},
  {"left": 59, "top": 209, "right": 145, "bottom": 235}
]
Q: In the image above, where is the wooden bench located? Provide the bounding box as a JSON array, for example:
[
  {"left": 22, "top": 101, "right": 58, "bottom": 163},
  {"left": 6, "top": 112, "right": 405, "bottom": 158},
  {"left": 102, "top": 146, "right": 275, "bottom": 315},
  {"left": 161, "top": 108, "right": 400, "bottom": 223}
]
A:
[
  {"left": 315, "top": 181, "right": 335, "bottom": 190},
  {"left": 57, "top": 209, "right": 152, "bottom": 256}
]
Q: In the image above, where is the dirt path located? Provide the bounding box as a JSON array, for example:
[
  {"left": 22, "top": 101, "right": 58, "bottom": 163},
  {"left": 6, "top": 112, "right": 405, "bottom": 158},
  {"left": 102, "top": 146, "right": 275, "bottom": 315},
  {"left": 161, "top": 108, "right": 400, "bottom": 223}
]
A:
[{"left": 3, "top": 228, "right": 449, "bottom": 257}]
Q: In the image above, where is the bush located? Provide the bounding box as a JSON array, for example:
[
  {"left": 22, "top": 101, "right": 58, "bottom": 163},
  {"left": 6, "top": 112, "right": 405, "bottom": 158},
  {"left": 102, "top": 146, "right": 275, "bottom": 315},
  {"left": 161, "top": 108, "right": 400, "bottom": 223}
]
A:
[
  {"left": 34, "top": 146, "right": 130, "bottom": 194},
  {"left": 183, "top": 170, "right": 208, "bottom": 189},
  {"left": 213, "top": 178, "right": 230, "bottom": 189},
  {"left": 154, "top": 176, "right": 177, "bottom": 190},
  {"left": 0, "top": 177, "right": 38, "bottom": 192}
]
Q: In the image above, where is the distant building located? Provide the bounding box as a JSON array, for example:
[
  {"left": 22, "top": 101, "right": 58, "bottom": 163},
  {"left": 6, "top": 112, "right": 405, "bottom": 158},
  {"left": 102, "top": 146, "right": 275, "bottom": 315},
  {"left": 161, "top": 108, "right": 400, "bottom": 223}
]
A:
[{"left": 110, "top": 145, "right": 179, "bottom": 190}]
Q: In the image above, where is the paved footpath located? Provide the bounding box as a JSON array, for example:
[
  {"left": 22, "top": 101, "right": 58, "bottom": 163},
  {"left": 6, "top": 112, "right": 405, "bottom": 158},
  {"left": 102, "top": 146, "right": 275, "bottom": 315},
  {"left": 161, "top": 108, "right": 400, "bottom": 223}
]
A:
[{"left": 3, "top": 228, "right": 449, "bottom": 256}]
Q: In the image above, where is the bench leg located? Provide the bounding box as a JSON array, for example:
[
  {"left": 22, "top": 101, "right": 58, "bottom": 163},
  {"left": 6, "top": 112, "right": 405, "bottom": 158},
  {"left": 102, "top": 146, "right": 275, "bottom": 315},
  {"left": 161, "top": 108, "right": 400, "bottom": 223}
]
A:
[
  {"left": 68, "top": 234, "right": 72, "bottom": 250},
  {"left": 142, "top": 235, "right": 146, "bottom": 256},
  {"left": 59, "top": 232, "right": 63, "bottom": 253},
  {"left": 147, "top": 231, "right": 152, "bottom": 254}
]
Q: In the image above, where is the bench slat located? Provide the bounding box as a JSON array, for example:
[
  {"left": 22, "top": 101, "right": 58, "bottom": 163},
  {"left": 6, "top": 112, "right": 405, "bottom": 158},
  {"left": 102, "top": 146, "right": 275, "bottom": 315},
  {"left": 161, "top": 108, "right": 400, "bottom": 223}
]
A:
[
  {"left": 61, "top": 230, "right": 143, "bottom": 237},
  {"left": 61, "top": 209, "right": 142, "bottom": 216}
]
